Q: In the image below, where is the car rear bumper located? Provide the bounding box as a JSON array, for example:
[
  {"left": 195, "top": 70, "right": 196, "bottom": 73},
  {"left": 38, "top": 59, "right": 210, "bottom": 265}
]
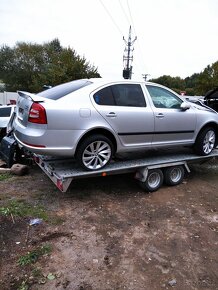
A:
[{"left": 13, "top": 128, "right": 86, "bottom": 157}]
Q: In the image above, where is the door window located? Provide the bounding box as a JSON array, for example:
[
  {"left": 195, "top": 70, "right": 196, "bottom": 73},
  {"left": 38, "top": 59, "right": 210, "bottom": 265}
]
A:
[
  {"left": 146, "top": 85, "right": 183, "bottom": 109},
  {"left": 94, "top": 84, "right": 146, "bottom": 107}
]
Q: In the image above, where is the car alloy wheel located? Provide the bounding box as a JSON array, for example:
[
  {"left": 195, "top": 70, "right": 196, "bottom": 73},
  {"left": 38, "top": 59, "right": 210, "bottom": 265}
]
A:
[
  {"left": 77, "top": 134, "right": 114, "bottom": 171},
  {"left": 194, "top": 127, "right": 216, "bottom": 156},
  {"left": 203, "top": 129, "right": 215, "bottom": 154}
]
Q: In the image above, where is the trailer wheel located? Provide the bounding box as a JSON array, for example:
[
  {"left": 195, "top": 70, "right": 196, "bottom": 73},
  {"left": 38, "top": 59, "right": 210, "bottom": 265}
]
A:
[
  {"left": 164, "top": 165, "right": 185, "bottom": 186},
  {"left": 139, "top": 169, "right": 164, "bottom": 192},
  {"left": 76, "top": 134, "right": 114, "bottom": 171}
]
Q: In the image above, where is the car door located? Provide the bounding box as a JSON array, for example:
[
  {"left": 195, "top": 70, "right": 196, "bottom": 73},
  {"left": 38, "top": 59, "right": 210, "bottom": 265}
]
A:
[
  {"left": 145, "top": 85, "right": 197, "bottom": 145},
  {"left": 91, "top": 83, "right": 154, "bottom": 148}
]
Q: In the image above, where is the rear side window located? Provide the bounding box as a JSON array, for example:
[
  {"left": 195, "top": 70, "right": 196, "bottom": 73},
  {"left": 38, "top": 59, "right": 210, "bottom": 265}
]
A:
[
  {"left": 0, "top": 107, "right": 11, "bottom": 117},
  {"left": 94, "top": 84, "right": 146, "bottom": 107},
  {"left": 37, "top": 80, "right": 93, "bottom": 100},
  {"left": 94, "top": 87, "right": 115, "bottom": 105}
]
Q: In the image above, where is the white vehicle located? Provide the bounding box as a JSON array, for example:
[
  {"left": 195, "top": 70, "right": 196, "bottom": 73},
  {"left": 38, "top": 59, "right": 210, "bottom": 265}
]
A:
[{"left": 0, "top": 105, "right": 15, "bottom": 141}]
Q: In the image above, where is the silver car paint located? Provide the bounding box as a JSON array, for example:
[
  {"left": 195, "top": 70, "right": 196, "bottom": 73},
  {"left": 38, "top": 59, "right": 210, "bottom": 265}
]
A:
[{"left": 13, "top": 79, "right": 218, "bottom": 157}]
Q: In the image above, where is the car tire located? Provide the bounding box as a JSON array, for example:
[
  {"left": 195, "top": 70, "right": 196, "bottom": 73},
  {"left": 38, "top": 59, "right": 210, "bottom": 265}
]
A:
[
  {"left": 194, "top": 127, "right": 216, "bottom": 156},
  {"left": 76, "top": 134, "right": 114, "bottom": 171},
  {"left": 139, "top": 169, "right": 164, "bottom": 192},
  {"left": 164, "top": 166, "right": 185, "bottom": 186}
]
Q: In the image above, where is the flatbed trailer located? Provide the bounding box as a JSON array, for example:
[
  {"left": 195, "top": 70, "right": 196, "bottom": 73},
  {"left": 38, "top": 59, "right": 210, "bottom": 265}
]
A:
[{"left": 33, "top": 148, "right": 218, "bottom": 192}]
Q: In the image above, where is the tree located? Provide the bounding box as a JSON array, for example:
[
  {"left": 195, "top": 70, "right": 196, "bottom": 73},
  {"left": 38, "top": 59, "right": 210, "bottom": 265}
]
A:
[
  {"left": 195, "top": 61, "right": 218, "bottom": 95},
  {"left": 0, "top": 39, "right": 100, "bottom": 92},
  {"left": 149, "top": 75, "right": 185, "bottom": 94},
  {"left": 150, "top": 61, "right": 218, "bottom": 96}
]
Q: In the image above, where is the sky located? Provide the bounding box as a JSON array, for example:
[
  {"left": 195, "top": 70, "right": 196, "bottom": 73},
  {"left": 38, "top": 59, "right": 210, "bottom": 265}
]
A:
[{"left": 0, "top": 0, "right": 218, "bottom": 81}]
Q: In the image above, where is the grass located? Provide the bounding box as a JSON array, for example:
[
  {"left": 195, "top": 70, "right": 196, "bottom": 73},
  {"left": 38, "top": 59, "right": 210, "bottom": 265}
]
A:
[
  {"left": 18, "top": 244, "right": 52, "bottom": 266},
  {"left": 0, "top": 199, "right": 48, "bottom": 220},
  {"left": 18, "top": 280, "right": 28, "bottom": 290},
  {"left": 0, "top": 172, "right": 12, "bottom": 181}
]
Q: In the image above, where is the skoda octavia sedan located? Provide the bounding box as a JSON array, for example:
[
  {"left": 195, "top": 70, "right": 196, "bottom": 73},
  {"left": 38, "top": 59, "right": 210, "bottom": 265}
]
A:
[{"left": 12, "top": 78, "right": 218, "bottom": 170}]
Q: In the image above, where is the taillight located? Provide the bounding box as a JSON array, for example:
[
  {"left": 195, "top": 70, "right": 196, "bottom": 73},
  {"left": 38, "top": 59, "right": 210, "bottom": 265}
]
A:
[{"left": 28, "top": 103, "right": 47, "bottom": 124}]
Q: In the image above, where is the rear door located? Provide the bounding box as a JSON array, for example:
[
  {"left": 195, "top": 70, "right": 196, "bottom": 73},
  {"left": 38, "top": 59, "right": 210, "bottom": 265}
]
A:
[
  {"left": 145, "top": 85, "right": 196, "bottom": 145},
  {"left": 91, "top": 83, "right": 155, "bottom": 147}
]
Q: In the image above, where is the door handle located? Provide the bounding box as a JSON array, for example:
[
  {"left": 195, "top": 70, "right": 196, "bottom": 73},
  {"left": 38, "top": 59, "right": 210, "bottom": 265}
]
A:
[
  {"left": 106, "top": 112, "right": 117, "bottom": 117},
  {"left": 156, "top": 113, "right": 164, "bottom": 118}
]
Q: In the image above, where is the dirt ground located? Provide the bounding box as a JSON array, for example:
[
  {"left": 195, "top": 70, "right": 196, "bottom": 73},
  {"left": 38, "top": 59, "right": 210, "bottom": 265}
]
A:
[{"left": 0, "top": 156, "right": 218, "bottom": 290}]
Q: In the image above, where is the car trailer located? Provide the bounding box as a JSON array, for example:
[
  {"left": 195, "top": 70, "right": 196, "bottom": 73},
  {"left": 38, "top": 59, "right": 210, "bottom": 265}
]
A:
[{"left": 32, "top": 149, "right": 218, "bottom": 192}]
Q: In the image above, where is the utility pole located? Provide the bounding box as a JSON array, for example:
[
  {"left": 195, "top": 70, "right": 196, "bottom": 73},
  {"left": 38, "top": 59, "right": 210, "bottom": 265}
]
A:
[
  {"left": 123, "top": 26, "right": 137, "bottom": 79},
  {"left": 142, "top": 74, "right": 150, "bottom": 81}
]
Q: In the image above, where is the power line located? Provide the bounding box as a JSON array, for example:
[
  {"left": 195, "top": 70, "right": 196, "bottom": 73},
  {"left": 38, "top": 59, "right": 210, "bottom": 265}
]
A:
[
  {"left": 99, "top": 0, "right": 124, "bottom": 36},
  {"left": 126, "top": 0, "right": 136, "bottom": 35},
  {"left": 118, "top": 0, "right": 131, "bottom": 26}
]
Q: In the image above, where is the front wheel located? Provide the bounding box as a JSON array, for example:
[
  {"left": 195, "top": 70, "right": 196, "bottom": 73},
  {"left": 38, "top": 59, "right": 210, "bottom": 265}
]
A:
[
  {"left": 76, "top": 134, "right": 114, "bottom": 171},
  {"left": 194, "top": 127, "right": 216, "bottom": 156}
]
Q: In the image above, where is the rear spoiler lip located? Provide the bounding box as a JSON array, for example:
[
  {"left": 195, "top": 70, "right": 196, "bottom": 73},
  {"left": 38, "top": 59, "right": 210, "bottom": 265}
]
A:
[{"left": 18, "top": 91, "right": 46, "bottom": 102}]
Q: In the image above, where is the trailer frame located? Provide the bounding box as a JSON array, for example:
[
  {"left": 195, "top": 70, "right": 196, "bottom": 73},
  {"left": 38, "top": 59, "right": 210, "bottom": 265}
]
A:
[{"left": 33, "top": 148, "right": 218, "bottom": 192}]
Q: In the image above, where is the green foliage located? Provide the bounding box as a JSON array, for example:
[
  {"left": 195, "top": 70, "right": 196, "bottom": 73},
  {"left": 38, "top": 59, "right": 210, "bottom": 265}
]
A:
[
  {"left": 18, "top": 244, "right": 52, "bottom": 266},
  {"left": 0, "top": 173, "right": 12, "bottom": 181},
  {"left": 150, "top": 60, "right": 218, "bottom": 96},
  {"left": 18, "top": 280, "right": 28, "bottom": 290},
  {"left": 0, "top": 199, "right": 47, "bottom": 220},
  {"left": 195, "top": 62, "right": 218, "bottom": 95},
  {"left": 0, "top": 38, "right": 100, "bottom": 92}
]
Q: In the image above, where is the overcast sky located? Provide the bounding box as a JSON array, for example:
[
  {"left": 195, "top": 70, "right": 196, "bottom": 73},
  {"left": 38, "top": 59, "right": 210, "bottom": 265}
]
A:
[{"left": 1, "top": 0, "right": 218, "bottom": 80}]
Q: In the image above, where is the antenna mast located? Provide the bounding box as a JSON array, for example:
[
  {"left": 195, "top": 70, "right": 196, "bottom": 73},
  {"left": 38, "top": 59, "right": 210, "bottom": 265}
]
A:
[{"left": 123, "top": 26, "right": 137, "bottom": 79}]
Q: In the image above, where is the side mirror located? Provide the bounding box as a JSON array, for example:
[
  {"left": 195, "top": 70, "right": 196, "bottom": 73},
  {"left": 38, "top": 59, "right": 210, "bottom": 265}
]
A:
[{"left": 180, "top": 102, "right": 191, "bottom": 111}]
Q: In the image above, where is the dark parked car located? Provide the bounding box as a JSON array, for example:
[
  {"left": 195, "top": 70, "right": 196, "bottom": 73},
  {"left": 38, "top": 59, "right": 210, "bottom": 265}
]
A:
[{"left": 204, "top": 87, "right": 218, "bottom": 112}]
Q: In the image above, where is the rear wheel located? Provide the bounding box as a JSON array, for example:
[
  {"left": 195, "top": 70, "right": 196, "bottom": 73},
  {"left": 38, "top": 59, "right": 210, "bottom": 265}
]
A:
[
  {"left": 139, "top": 169, "right": 164, "bottom": 192},
  {"left": 76, "top": 134, "right": 114, "bottom": 171},
  {"left": 194, "top": 127, "right": 216, "bottom": 156},
  {"left": 164, "top": 166, "right": 185, "bottom": 186}
]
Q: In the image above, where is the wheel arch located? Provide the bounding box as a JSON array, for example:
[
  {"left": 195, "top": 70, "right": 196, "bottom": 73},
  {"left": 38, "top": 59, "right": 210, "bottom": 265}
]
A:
[
  {"left": 196, "top": 122, "right": 218, "bottom": 146},
  {"left": 75, "top": 128, "right": 117, "bottom": 156}
]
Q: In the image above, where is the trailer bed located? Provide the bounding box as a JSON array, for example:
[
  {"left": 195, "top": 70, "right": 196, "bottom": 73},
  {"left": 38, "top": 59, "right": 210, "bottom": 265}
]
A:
[{"left": 34, "top": 148, "right": 218, "bottom": 192}]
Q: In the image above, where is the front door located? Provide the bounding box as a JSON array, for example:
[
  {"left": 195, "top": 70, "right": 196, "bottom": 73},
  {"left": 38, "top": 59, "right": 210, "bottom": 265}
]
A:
[{"left": 145, "top": 85, "right": 196, "bottom": 145}]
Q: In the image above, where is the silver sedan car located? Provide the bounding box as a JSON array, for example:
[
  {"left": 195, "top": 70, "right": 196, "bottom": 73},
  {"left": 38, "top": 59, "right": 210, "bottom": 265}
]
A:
[{"left": 13, "top": 78, "right": 218, "bottom": 170}]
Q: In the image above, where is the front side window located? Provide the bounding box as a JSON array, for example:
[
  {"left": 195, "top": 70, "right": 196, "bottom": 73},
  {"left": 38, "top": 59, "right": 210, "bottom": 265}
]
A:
[
  {"left": 146, "top": 85, "right": 183, "bottom": 109},
  {"left": 94, "top": 84, "right": 146, "bottom": 107}
]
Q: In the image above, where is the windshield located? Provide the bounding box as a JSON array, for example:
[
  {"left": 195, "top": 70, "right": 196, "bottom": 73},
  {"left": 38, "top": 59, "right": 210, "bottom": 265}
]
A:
[{"left": 37, "top": 79, "right": 93, "bottom": 100}]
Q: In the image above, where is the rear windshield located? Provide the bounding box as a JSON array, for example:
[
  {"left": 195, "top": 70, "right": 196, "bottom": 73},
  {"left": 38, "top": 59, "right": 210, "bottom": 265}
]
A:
[
  {"left": 37, "top": 79, "right": 93, "bottom": 100},
  {"left": 0, "top": 106, "right": 12, "bottom": 117}
]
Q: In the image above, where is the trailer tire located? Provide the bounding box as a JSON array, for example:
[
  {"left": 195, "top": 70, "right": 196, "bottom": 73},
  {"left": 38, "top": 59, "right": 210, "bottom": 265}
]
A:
[
  {"left": 139, "top": 169, "right": 164, "bottom": 192},
  {"left": 76, "top": 134, "right": 114, "bottom": 171},
  {"left": 164, "top": 165, "right": 184, "bottom": 186}
]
